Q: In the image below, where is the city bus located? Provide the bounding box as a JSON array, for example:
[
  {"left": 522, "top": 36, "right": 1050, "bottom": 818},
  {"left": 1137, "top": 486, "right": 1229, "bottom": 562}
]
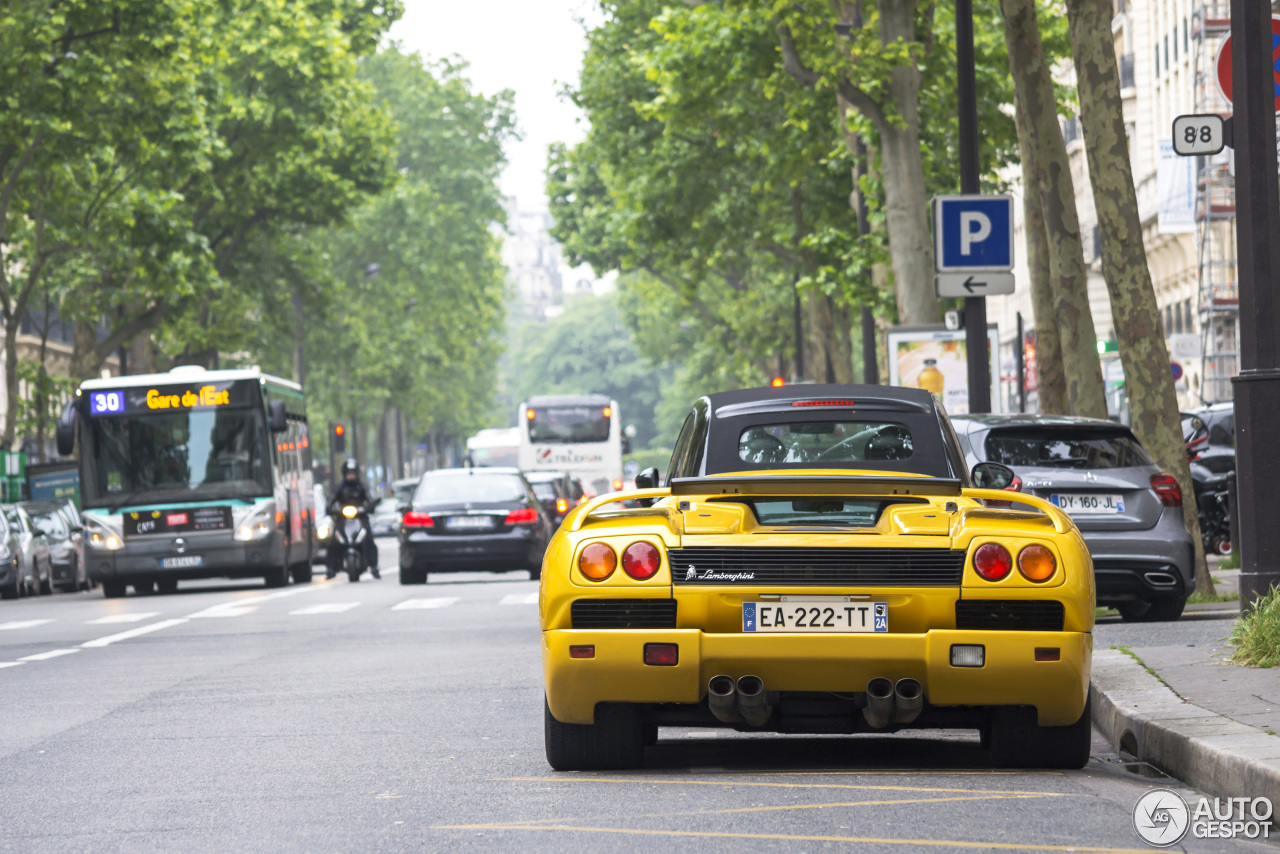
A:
[
  {"left": 517, "top": 394, "right": 623, "bottom": 496},
  {"left": 465, "top": 427, "right": 520, "bottom": 468},
  {"left": 55, "top": 366, "right": 316, "bottom": 597}
]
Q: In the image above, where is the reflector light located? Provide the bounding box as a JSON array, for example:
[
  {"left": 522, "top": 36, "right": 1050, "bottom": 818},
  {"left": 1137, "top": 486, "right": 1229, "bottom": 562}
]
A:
[
  {"left": 770, "top": 377, "right": 786, "bottom": 387},
  {"left": 505, "top": 507, "right": 539, "bottom": 525},
  {"left": 569, "top": 645, "right": 595, "bottom": 659},
  {"left": 1034, "top": 647, "right": 1060, "bottom": 662},
  {"left": 643, "top": 643, "right": 678, "bottom": 666},
  {"left": 622, "top": 542, "right": 661, "bottom": 580},
  {"left": 973, "top": 543, "right": 1013, "bottom": 581},
  {"left": 791, "top": 399, "right": 857, "bottom": 407},
  {"left": 951, "top": 644, "right": 985, "bottom": 667},
  {"left": 402, "top": 511, "right": 435, "bottom": 527},
  {"left": 1018, "top": 544, "right": 1057, "bottom": 582},
  {"left": 578, "top": 543, "right": 617, "bottom": 581},
  {"left": 1150, "top": 473, "right": 1183, "bottom": 507}
]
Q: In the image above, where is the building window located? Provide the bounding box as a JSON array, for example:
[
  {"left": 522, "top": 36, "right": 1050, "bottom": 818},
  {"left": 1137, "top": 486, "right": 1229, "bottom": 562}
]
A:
[
  {"left": 1164, "top": 36, "right": 1170, "bottom": 70},
  {"left": 1175, "top": 302, "right": 1184, "bottom": 334},
  {"left": 1183, "top": 18, "right": 1189, "bottom": 54},
  {"left": 1155, "top": 44, "right": 1160, "bottom": 76},
  {"left": 1185, "top": 297, "right": 1194, "bottom": 332}
]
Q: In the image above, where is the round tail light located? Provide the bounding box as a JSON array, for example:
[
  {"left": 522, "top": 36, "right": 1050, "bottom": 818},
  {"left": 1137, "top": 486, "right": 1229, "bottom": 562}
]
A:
[
  {"left": 578, "top": 543, "right": 616, "bottom": 581},
  {"left": 973, "top": 543, "right": 1013, "bottom": 581},
  {"left": 622, "top": 542, "right": 661, "bottom": 580},
  {"left": 1018, "top": 544, "right": 1057, "bottom": 582}
]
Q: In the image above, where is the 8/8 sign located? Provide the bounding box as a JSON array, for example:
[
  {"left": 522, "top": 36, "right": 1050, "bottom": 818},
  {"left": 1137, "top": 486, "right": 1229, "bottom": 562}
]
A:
[{"left": 1172, "top": 114, "right": 1228, "bottom": 156}]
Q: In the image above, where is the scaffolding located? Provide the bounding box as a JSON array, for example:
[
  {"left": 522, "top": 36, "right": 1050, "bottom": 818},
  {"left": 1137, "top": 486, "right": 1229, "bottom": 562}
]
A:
[{"left": 1190, "top": 1, "right": 1239, "bottom": 403}]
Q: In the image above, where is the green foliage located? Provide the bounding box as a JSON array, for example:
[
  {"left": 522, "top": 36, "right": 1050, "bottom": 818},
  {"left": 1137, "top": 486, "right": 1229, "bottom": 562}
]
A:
[
  {"left": 1231, "top": 586, "right": 1280, "bottom": 668},
  {"left": 13, "top": 361, "right": 78, "bottom": 445}
]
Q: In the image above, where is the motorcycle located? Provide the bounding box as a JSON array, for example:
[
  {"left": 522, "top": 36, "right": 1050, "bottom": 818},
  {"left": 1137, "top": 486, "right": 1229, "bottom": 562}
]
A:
[
  {"left": 1184, "top": 414, "right": 1233, "bottom": 556},
  {"left": 328, "top": 504, "right": 372, "bottom": 582}
]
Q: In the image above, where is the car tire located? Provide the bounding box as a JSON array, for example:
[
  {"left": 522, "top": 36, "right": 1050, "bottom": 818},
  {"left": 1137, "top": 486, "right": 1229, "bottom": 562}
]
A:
[
  {"left": 990, "top": 696, "right": 1091, "bottom": 770},
  {"left": 0, "top": 577, "right": 17, "bottom": 600},
  {"left": 264, "top": 563, "right": 289, "bottom": 588},
  {"left": 1118, "top": 597, "right": 1186, "bottom": 622},
  {"left": 133, "top": 580, "right": 156, "bottom": 595},
  {"left": 544, "top": 697, "right": 645, "bottom": 771},
  {"left": 399, "top": 567, "right": 427, "bottom": 585},
  {"left": 292, "top": 564, "right": 313, "bottom": 584},
  {"left": 529, "top": 566, "right": 542, "bottom": 582},
  {"left": 103, "top": 580, "right": 127, "bottom": 599},
  {"left": 157, "top": 579, "right": 179, "bottom": 594},
  {"left": 39, "top": 565, "right": 53, "bottom": 595}
]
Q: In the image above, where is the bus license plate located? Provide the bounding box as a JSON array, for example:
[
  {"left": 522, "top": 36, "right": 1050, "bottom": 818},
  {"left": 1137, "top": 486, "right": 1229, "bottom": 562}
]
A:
[
  {"left": 161, "top": 556, "right": 203, "bottom": 569},
  {"left": 1050, "top": 493, "right": 1124, "bottom": 514},
  {"left": 744, "top": 600, "right": 887, "bottom": 633}
]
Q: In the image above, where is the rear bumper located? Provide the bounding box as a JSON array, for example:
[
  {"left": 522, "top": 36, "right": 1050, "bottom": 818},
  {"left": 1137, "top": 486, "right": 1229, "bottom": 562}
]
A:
[
  {"left": 0, "top": 559, "right": 16, "bottom": 587},
  {"left": 400, "top": 528, "right": 543, "bottom": 572},
  {"left": 543, "top": 628, "right": 1091, "bottom": 728},
  {"left": 50, "top": 555, "right": 77, "bottom": 583},
  {"left": 86, "top": 532, "right": 284, "bottom": 580},
  {"left": 1083, "top": 512, "right": 1195, "bottom": 603}
]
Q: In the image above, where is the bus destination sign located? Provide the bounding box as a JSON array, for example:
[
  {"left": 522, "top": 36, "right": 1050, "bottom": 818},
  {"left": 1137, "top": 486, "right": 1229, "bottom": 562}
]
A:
[
  {"left": 88, "top": 382, "right": 250, "bottom": 417},
  {"left": 124, "top": 506, "right": 233, "bottom": 537}
]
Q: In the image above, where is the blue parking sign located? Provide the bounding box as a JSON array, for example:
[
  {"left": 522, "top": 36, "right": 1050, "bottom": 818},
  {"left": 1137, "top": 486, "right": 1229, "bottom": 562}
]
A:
[{"left": 933, "top": 195, "right": 1014, "bottom": 272}]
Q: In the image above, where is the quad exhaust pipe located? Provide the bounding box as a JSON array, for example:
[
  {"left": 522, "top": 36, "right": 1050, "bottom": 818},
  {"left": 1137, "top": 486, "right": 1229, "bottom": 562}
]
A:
[
  {"left": 707, "top": 675, "right": 773, "bottom": 726},
  {"left": 862, "top": 677, "right": 925, "bottom": 728}
]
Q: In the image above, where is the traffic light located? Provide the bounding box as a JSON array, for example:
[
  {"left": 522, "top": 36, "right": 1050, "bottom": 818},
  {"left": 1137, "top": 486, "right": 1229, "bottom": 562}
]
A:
[
  {"left": 332, "top": 423, "right": 346, "bottom": 453},
  {"left": 770, "top": 376, "right": 786, "bottom": 388}
]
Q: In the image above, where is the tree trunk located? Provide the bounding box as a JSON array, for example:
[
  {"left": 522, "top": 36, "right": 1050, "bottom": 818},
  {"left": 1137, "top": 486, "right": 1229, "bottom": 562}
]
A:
[
  {"left": 1001, "top": 0, "right": 1108, "bottom": 419},
  {"left": 34, "top": 299, "right": 51, "bottom": 463},
  {"left": 2, "top": 314, "right": 20, "bottom": 448},
  {"left": 127, "top": 332, "right": 157, "bottom": 375},
  {"left": 1066, "top": 0, "right": 1212, "bottom": 595},
  {"left": 69, "top": 321, "right": 101, "bottom": 381},
  {"left": 805, "top": 293, "right": 837, "bottom": 383},
  {"left": 1011, "top": 83, "right": 1068, "bottom": 414}
]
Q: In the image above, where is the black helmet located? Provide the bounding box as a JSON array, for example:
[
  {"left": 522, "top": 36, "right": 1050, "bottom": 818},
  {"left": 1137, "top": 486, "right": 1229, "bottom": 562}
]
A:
[{"left": 341, "top": 458, "right": 359, "bottom": 477}]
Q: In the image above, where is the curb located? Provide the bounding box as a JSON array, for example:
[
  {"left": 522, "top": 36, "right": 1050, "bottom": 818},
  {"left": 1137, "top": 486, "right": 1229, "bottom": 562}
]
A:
[{"left": 1090, "top": 648, "right": 1280, "bottom": 807}]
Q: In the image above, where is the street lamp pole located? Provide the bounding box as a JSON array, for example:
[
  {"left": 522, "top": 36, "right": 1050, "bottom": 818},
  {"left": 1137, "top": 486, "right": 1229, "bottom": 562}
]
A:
[
  {"left": 1229, "top": 0, "right": 1280, "bottom": 608},
  {"left": 956, "top": 0, "right": 991, "bottom": 413}
]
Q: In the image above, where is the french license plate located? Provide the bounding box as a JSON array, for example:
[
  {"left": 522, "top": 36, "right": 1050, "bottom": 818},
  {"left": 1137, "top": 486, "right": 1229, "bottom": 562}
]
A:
[
  {"left": 743, "top": 597, "right": 887, "bottom": 633},
  {"left": 1049, "top": 493, "right": 1125, "bottom": 514},
  {"left": 446, "top": 516, "right": 494, "bottom": 530},
  {"left": 161, "top": 555, "right": 203, "bottom": 569}
]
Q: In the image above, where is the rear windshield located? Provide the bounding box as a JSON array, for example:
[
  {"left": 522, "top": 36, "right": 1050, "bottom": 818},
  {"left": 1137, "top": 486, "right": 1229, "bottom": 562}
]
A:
[
  {"left": 526, "top": 405, "right": 610, "bottom": 443},
  {"left": 529, "top": 482, "right": 557, "bottom": 500},
  {"left": 984, "top": 428, "right": 1152, "bottom": 469},
  {"left": 734, "top": 497, "right": 912, "bottom": 527},
  {"left": 414, "top": 473, "right": 527, "bottom": 504},
  {"left": 738, "top": 421, "right": 913, "bottom": 465},
  {"left": 31, "top": 512, "right": 68, "bottom": 538}
]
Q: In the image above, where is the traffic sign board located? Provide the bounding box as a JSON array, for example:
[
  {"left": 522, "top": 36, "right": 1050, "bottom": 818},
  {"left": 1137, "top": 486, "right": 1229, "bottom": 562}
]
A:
[
  {"left": 933, "top": 195, "right": 1014, "bottom": 272},
  {"left": 1214, "top": 15, "right": 1280, "bottom": 114},
  {"left": 935, "top": 272, "right": 1015, "bottom": 299},
  {"left": 1172, "top": 114, "right": 1230, "bottom": 156}
]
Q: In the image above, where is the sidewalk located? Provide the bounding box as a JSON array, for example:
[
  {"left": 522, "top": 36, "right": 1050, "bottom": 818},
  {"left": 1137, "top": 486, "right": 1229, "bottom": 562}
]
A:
[{"left": 1091, "top": 565, "right": 1280, "bottom": 809}]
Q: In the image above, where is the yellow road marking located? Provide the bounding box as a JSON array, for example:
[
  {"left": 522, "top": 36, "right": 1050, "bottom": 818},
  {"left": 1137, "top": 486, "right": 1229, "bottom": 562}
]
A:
[
  {"left": 431, "top": 822, "right": 1151, "bottom": 853},
  {"left": 503, "top": 776, "right": 1063, "bottom": 796}
]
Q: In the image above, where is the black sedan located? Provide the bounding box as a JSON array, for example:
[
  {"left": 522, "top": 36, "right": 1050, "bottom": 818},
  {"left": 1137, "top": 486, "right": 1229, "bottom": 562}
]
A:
[{"left": 397, "top": 467, "right": 553, "bottom": 584}]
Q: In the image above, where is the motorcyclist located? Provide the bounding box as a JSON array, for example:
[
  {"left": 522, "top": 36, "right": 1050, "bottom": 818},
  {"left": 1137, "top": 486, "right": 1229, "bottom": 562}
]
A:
[{"left": 327, "top": 459, "right": 379, "bottom": 579}]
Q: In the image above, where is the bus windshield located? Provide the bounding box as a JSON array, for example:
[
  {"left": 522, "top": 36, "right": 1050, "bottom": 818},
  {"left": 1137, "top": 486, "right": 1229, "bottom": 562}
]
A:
[
  {"left": 82, "top": 407, "right": 272, "bottom": 507},
  {"left": 527, "top": 405, "right": 610, "bottom": 443}
]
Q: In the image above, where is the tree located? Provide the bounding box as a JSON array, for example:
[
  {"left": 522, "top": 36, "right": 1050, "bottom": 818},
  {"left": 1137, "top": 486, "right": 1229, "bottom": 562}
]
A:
[{"left": 1064, "top": 0, "right": 1211, "bottom": 594}]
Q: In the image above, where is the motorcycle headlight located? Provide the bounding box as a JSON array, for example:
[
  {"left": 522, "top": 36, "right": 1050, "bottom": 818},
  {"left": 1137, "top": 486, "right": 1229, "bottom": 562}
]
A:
[
  {"left": 85, "top": 516, "right": 124, "bottom": 551},
  {"left": 341, "top": 505, "right": 358, "bottom": 519},
  {"left": 234, "top": 502, "right": 276, "bottom": 542}
]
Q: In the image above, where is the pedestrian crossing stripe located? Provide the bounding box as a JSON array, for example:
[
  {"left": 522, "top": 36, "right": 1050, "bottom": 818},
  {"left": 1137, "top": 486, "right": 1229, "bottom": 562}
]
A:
[
  {"left": 290, "top": 603, "right": 361, "bottom": 615},
  {"left": 498, "top": 593, "right": 538, "bottom": 605},
  {"left": 392, "top": 597, "right": 459, "bottom": 610}
]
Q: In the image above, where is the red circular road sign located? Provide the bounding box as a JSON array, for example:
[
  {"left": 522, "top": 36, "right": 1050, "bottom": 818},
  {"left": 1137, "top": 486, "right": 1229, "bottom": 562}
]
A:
[{"left": 1215, "top": 15, "right": 1280, "bottom": 114}]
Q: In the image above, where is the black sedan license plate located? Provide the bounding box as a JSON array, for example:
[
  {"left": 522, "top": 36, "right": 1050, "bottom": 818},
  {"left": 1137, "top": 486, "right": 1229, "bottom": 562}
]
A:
[{"left": 744, "top": 597, "right": 887, "bottom": 633}]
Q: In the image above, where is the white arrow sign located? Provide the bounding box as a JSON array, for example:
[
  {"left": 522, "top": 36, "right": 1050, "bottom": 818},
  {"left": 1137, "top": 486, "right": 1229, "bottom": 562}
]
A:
[{"left": 935, "top": 272, "right": 1015, "bottom": 299}]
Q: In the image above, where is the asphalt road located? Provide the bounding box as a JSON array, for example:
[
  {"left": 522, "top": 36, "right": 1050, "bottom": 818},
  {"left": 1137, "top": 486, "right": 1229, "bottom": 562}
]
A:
[{"left": 0, "top": 541, "right": 1268, "bottom": 853}]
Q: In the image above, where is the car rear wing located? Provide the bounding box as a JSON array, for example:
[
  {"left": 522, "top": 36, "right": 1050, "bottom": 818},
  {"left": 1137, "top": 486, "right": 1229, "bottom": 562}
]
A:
[
  {"left": 669, "top": 475, "right": 963, "bottom": 497},
  {"left": 961, "top": 488, "right": 1073, "bottom": 534},
  {"left": 568, "top": 488, "right": 673, "bottom": 532}
]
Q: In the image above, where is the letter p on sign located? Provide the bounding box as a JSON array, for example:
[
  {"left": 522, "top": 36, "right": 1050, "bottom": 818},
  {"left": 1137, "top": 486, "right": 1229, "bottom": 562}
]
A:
[{"left": 934, "top": 195, "right": 1014, "bottom": 272}]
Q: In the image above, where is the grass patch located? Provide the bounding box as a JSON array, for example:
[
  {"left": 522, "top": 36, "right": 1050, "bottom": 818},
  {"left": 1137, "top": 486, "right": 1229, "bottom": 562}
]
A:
[
  {"left": 1230, "top": 587, "right": 1280, "bottom": 668},
  {"left": 1188, "top": 590, "right": 1240, "bottom": 604},
  {"left": 1221, "top": 551, "right": 1241, "bottom": 570}
]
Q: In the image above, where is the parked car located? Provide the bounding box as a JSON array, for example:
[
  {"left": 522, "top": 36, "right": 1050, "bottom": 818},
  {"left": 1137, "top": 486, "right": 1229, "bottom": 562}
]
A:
[
  {"left": 313, "top": 483, "right": 332, "bottom": 565},
  {"left": 22, "top": 500, "right": 88, "bottom": 592},
  {"left": 523, "top": 470, "right": 573, "bottom": 526},
  {"left": 370, "top": 497, "right": 401, "bottom": 537},
  {"left": 950, "top": 414, "right": 1195, "bottom": 622},
  {"left": 0, "top": 505, "right": 52, "bottom": 596},
  {"left": 398, "top": 467, "right": 553, "bottom": 584},
  {"left": 0, "top": 507, "right": 28, "bottom": 599},
  {"left": 392, "top": 477, "right": 419, "bottom": 505}
]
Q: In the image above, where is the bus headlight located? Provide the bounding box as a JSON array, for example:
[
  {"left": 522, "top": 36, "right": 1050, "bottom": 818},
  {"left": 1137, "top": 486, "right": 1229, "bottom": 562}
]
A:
[
  {"left": 84, "top": 516, "right": 124, "bottom": 551},
  {"left": 234, "top": 503, "right": 275, "bottom": 543},
  {"left": 316, "top": 518, "right": 333, "bottom": 541}
]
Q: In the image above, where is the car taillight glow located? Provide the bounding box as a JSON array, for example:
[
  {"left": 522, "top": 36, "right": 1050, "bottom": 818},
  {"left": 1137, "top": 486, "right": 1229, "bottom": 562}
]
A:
[
  {"left": 505, "top": 507, "right": 539, "bottom": 525},
  {"left": 578, "top": 543, "right": 616, "bottom": 581},
  {"left": 973, "top": 543, "right": 1013, "bottom": 581},
  {"left": 621, "top": 542, "right": 661, "bottom": 580},
  {"left": 612, "top": 478, "right": 623, "bottom": 491},
  {"left": 1150, "top": 473, "right": 1183, "bottom": 507},
  {"left": 402, "top": 511, "right": 434, "bottom": 527},
  {"left": 1017, "top": 544, "right": 1057, "bottom": 582},
  {"left": 555, "top": 498, "right": 569, "bottom": 514}
]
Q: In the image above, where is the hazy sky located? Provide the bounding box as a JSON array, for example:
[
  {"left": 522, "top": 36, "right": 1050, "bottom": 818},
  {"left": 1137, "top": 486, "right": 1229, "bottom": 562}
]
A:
[{"left": 390, "top": 0, "right": 601, "bottom": 211}]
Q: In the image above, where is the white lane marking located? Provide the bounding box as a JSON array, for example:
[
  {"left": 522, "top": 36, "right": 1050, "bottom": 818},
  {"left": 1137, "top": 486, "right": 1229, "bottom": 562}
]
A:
[
  {"left": 0, "top": 620, "right": 54, "bottom": 631},
  {"left": 187, "top": 585, "right": 316, "bottom": 618},
  {"left": 0, "top": 662, "right": 25, "bottom": 669},
  {"left": 81, "top": 618, "right": 189, "bottom": 648},
  {"left": 499, "top": 593, "right": 538, "bottom": 605},
  {"left": 392, "top": 597, "right": 458, "bottom": 611},
  {"left": 19, "top": 649, "right": 80, "bottom": 662},
  {"left": 88, "top": 612, "right": 161, "bottom": 625},
  {"left": 290, "top": 603, "right": 360, "bottom": 615}
]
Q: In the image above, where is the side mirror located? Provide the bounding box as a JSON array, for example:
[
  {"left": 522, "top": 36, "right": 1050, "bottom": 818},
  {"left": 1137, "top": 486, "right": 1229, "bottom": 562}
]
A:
[
  {"left": 56, "top": 399, "right": 77, "bottom": 457},
  {"left": 268, "top": 399, "right": 288, "bottom": 433},
  {"left": 971, "top": 462, "right": 1016, "bottom": 490},
  {"left": 635, "top": 467, "right": 660, "bottom": 489}
]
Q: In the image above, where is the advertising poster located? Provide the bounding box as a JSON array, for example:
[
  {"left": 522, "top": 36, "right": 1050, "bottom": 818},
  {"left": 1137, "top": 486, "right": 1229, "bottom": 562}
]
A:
[
  {"left": 1157, "top": 139, "right": 1196, "bottom": 234},
  {"left": 886, "top": 325, "right": 1001, "bottom": 414}
]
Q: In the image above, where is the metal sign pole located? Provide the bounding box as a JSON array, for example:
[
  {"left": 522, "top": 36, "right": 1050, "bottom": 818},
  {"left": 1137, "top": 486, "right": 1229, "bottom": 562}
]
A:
[
  {"left": 956, "top": 0, "right": 991, "bottom": 413},
  {"left": 1229, "top": 0, "right": 1280, "bottom": 608}
]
